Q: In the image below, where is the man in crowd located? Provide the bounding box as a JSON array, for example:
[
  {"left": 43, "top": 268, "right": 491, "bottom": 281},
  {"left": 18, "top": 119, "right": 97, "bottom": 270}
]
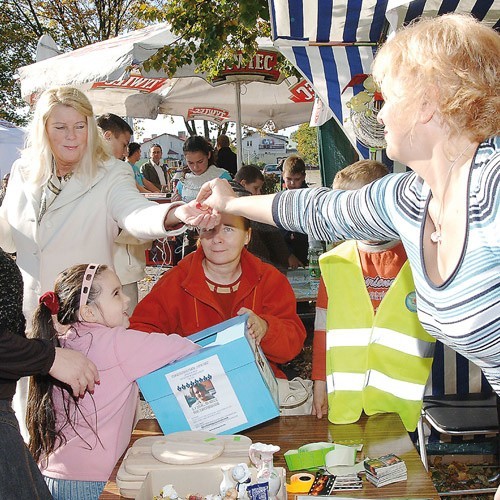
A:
[
  {"left": 141, "top": 143, "right": 169, "bottom": 191},
  {"left": 216, "top": 134, "right": 237, "bottom": 177},
  {"left": 97, "top": 114, "right": 150, "bottom": 314},
  {"left": 126, "top": 143, "right": 160, "bottom": 194}
]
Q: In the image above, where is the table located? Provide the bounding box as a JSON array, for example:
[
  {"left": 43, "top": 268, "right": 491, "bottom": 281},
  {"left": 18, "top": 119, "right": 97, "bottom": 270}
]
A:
[
  {"left": 286, "top": 268, "right": 319, "bottom": 303},
  {"left": 141, "top": 193, "right": 172, "bottom": 204},
  {"left": 101, "top": 414, "right": 439, "bottom": 499}
]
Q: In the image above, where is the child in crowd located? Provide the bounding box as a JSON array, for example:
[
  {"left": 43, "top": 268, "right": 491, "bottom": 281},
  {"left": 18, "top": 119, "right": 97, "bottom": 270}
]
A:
[
  {"left": 281, "top": 155, "right": 309, "bottom": 268},
  {"left": 175, "top": 136, "right": 232, "bottom": 203},
  {"left": 312, "top": 160, "right": 435, "bottom": 432},
  {"left": 232, "top": 165, "right": 289, "bottom": 269},
  {"left": 282, "top": 154, "right": 308, "bottom": 191},
  {"left": 234, "top": 165, "right": 265, "bottom": 195},
  {"left": 27, "top": 264, "right": 197, "bottom": 500},
  {"left": 173, "top": 136, "right": 233, "bottom": 259}
]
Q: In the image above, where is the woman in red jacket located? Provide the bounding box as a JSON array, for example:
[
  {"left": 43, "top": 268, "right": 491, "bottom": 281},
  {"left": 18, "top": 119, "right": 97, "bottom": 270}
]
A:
[{"left": 130, "top": 214, "right": 306, "bottom": 379}]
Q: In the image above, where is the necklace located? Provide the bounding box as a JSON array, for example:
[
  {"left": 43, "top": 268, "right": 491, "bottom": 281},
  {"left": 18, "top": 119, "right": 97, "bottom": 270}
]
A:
[{"left": 430, "top": 142, "right": 474, "bottom": 244}]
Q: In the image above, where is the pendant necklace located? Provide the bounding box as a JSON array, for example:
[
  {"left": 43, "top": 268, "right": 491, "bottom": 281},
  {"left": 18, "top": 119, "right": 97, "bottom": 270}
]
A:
[{"left": 430, "top": 142, "right": 474, "bottom": 244}]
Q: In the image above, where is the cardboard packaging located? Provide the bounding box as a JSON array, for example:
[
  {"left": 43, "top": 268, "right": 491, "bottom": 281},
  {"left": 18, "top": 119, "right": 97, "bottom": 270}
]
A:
[
  {"left": 136, "top": 466, "right": 287, "bottom": 500},
  {"left": 138, "top": 315, "right": 279, "bottom": 435}
]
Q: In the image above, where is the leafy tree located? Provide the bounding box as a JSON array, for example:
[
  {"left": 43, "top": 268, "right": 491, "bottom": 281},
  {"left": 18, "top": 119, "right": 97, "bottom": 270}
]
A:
[
  {"left": 292, "top": 123, "right": 319, "bottom": 166},
  {"left": 1, "top": 0, "right": 293, "bottom": 129},
  {"left": 137, "top": 0, "right": 296, "bottom": 80},
  {"left": 0, "top": 2, "right": 38, "bottom": 123},
  {"left": 0, "top": 0, "right": 161, "bottom": 124}
]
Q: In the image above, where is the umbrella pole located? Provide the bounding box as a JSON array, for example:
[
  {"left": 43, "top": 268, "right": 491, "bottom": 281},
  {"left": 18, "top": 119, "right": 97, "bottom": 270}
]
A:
[{"left": 235, "top": 81, "right": 243, "bottom": 170}]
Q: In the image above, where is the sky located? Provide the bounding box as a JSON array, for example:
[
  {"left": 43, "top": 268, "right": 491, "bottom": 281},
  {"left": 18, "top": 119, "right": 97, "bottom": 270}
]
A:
[
  {"left": 137, "top": 115, "right": 187, "bottom": 140},
  {"left": 136, "top": 115, "right": 297, "bottom": 141}
]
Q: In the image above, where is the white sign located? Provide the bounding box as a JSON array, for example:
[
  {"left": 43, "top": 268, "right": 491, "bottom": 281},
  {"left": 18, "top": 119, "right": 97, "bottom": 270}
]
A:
[{"left": 165, "top": 355, "right": 247, "bottom": 433}]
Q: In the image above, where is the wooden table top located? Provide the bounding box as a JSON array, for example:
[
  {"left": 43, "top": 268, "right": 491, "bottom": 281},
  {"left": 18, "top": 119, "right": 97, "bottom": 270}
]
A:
[
  {"left": 101, "top": 413, "right": 438, "bottom": 499},
  {"left": 286, "top": 268, "right": 319, "bottom": 303}
]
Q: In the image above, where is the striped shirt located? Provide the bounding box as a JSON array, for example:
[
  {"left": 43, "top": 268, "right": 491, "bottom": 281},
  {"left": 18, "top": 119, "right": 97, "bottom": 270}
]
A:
[{"left": 273, "top": 137, "right": 500, "bottom": 394}]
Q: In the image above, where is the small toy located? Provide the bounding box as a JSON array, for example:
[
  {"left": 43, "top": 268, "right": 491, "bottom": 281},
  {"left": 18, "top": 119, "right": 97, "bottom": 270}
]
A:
[
  {"left": 158, "top": 483, "right": 179, "bottom": 499},
  {"left": 231, "top": 463, "right": 251, "bottom": 498}
]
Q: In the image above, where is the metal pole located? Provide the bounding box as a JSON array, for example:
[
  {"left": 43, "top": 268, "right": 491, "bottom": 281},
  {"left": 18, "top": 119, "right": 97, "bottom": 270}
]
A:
[{"left": 235, "top": 81, "right": 243, "bottom": 169}]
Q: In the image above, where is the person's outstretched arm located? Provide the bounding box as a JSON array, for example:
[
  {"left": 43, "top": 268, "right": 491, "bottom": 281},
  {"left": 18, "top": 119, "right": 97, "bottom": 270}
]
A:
[
  {"left": 197, "top": 178, "right": 277, "bottom": 225},
  {"left": 0, "top": 329, "right": 99, "bottom": 398}
]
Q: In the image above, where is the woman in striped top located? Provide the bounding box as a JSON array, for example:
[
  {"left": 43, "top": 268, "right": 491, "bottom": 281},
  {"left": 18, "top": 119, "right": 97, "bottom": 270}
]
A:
[{"left": 188, "top": 14, "right": 499, "bottom": 402}]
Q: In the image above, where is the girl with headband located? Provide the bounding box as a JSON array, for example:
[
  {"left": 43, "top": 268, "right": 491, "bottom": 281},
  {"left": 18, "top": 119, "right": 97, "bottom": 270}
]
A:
[{"left": 27, "top": 263, "right": 198, "bottom": 500}]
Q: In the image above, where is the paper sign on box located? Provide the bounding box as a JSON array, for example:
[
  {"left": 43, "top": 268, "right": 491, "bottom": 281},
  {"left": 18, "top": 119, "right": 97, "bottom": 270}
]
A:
[{"left": 138, "top": 315, "right": 279, "bottom": 435}]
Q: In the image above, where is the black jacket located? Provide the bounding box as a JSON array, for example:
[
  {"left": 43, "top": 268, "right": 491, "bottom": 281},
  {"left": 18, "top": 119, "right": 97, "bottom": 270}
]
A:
[
  {"left": 140, "top": 161, "right": 169, "bottom": 190},
  {"left": 0, "top": 248, "right": 55, "bottom": 400},
  {"left": 216, "top": 147, "right": 237, "bottom": 177}
]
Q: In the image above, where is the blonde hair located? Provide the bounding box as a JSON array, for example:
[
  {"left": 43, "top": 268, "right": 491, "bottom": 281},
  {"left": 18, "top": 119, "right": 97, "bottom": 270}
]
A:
[
  {"left": 23, "top": 87, "right": 110, "bottom": 186},
  {"left": 333, "top": 160, "right": 389, "bottom": 190},
  {"left": 372, "top": 14, "right": 500, "bottom": 143}
]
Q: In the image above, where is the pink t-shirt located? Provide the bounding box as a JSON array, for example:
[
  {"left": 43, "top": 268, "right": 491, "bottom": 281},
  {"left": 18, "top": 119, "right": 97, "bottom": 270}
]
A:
[{"left": 39, "top": 322, "right": 197, "bottom": 481}]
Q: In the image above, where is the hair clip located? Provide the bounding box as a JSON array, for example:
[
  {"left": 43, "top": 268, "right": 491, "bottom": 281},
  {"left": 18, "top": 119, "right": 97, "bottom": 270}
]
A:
[
  {"left": 79, "top": 264, "right": 99, "bottom": 319},
  {"left": 39, "top": 291, "right": 60, "bottom": 315}
]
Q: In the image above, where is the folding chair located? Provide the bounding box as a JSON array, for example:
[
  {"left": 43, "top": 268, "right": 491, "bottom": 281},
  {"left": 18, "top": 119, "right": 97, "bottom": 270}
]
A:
[{"left": 417, "top": 392, "right": 499, "bottom": 495}]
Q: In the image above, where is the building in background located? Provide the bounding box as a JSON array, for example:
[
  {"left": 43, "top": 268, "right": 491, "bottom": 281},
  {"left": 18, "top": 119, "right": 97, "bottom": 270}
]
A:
[
  {"left": 242, "top": 131, "right": 297, "bottom": 165},
  {"left": 139, "top": 130, "right": 299, "bottom": 169},
  {"left": 141, "top": 133, "right": 185, "bottom": 168}
]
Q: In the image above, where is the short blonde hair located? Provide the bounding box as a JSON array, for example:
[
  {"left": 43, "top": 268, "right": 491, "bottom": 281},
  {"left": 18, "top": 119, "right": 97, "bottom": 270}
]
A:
[
  {"left": 23, "top": 87, "right": 110, "bottom": 186},
  {"left": 333, "top": 160, "right": 389, "bottom": 190},
  {"left": 372, "top": 14, "right": 500, "bottom": 143}
]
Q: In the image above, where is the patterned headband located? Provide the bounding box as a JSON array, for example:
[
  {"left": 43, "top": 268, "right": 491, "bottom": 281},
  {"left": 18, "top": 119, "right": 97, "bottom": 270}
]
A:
[{"left": 79, "top": 264, "right": 99, "bottom": 318}]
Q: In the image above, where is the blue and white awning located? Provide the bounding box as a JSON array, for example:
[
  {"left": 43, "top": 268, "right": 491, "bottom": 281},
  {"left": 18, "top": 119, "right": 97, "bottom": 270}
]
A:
[{"left": 269, "top": 0, "right": 500, "bottom": 157}]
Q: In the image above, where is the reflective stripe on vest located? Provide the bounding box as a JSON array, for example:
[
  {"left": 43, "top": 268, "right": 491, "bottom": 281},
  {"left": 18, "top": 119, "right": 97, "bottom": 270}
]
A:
[
  {"left": 320, "top": 241, "right": 435, "bottom": 431},
  {"left": 326, "top": 370, "right": 426, "bottom": 400}
]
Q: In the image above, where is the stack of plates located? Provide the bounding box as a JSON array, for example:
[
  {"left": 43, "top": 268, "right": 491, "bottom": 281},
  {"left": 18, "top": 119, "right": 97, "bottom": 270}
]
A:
[{"left": 116, "top": 431, "right": 253, "bottom": 498}]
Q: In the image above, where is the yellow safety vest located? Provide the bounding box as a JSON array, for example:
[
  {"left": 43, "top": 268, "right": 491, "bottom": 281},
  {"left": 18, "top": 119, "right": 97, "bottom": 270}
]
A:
[{"left": 320, "top": 241, "right": 435, "bottom": 431}]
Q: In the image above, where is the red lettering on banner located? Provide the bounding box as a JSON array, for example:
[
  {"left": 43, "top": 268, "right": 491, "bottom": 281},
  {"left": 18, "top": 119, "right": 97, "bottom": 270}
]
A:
[
  {"left": 91, "top": 77, "right": 167, "bottom": 93},
  {"left": 187, "top": 107, "right": 231, "bottom": 123},
  {"left": 213, "top": 50, "right": 281, "bottom": 83},
  {"left": 289, "top": 79, "right": 315, "bottom": 103}
]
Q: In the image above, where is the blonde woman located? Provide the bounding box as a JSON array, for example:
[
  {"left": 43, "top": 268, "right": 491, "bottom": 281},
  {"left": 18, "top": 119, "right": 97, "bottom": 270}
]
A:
[{"left": 0, "top": 87, "right": 199, "bottom": 437}]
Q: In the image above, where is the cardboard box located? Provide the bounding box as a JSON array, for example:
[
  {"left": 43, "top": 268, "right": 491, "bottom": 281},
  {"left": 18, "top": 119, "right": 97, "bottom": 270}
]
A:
[
  {"left": 136, "top": 466, "right": 287, "bottom": 500},
  {"left": 138, "top": 315, "right": 279, "bottom": 435}
]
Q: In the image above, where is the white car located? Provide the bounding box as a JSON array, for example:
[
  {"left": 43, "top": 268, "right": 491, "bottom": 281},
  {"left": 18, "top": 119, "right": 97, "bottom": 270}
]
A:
[{"left": 263, "top": 164, "right": 281, "bottom": 175}]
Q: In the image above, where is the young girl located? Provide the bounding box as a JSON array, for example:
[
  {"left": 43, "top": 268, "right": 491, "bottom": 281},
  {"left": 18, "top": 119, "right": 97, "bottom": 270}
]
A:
[
  {"left": 27, "top": 263, "right": 198, "bottom": 500},
  {"left": 175, "top": 136, "right": 232, "bottom": 203}
]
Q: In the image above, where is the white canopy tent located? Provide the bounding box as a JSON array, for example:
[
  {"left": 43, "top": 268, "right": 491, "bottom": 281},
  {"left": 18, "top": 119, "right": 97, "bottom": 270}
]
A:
[
  {"left": 0, "top": 119, "right": 26, "bottom": 179},
  {"left": 17, "top": 24, "right": 315, "bottom": 166}
]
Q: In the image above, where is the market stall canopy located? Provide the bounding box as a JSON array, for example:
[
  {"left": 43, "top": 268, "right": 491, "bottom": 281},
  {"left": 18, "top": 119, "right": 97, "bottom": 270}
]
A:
[
  {"left": 269, "top": 0, "right": 500, "bottom": 157},
  {"left": 16, "top": 23, "right": 315, "bottom": 131}
]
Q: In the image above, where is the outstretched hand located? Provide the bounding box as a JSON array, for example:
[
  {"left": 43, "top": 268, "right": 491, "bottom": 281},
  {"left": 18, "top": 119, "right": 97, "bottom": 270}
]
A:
[
  {"left": 173, "top": 179, "right": 237, "bottom": 229},
  {"left": 49, "top": 348, "right": 100, "bottom": 398},
  {"left": 196, "top": 178, "right": 237, "bottom": 213},
  {"left": 173, "top": 201, "right": 221, "bottom": 230}
]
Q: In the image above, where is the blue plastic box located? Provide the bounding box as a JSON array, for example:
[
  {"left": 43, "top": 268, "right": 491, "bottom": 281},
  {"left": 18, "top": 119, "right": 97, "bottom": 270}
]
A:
[{"left": 137, "top": 315, "right": 279, "bottom": 435}]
